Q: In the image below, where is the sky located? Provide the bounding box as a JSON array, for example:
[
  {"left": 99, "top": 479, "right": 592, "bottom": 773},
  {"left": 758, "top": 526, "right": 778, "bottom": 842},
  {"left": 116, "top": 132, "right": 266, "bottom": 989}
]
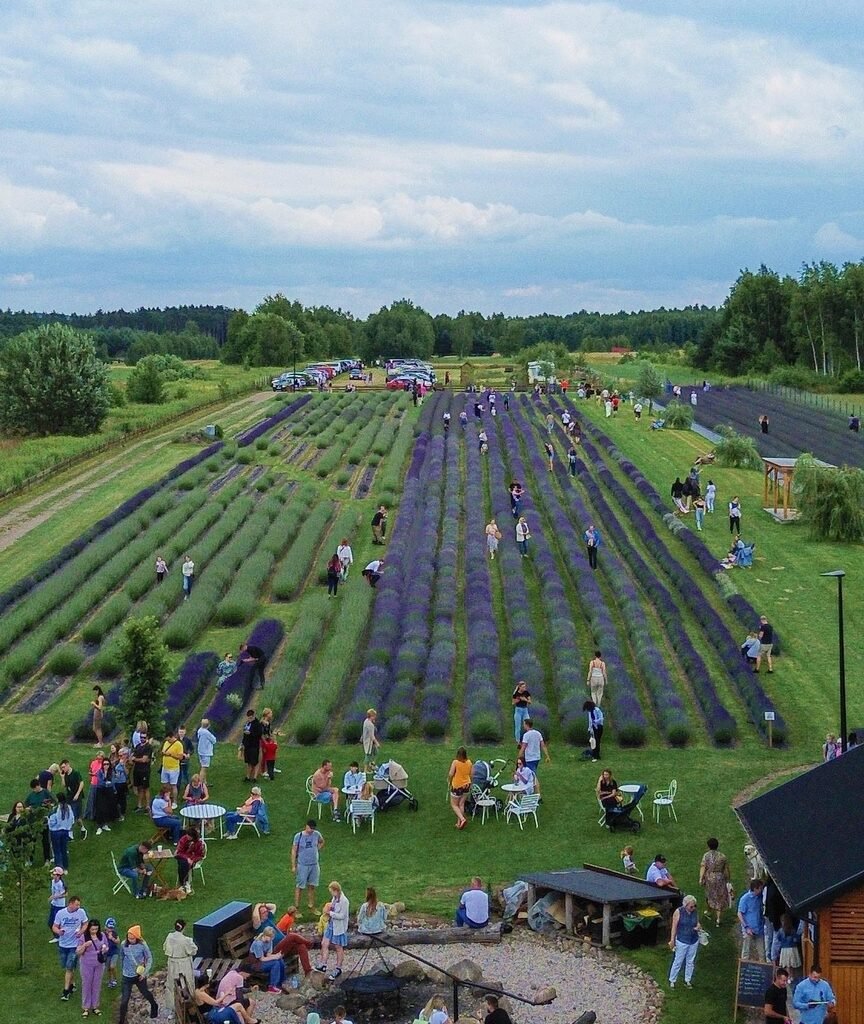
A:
[{"left": 1, "top": 1, "right": 863, "bottom": 318}]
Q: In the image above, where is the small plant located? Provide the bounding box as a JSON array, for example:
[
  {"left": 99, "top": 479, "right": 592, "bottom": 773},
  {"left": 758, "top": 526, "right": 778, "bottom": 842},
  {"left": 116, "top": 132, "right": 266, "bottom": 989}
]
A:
[
  {"left": 469, "top": 712, "right": 502, "bottom": 743},
  {"left": 385, "top": 714, "right": 411, "bottom": 741},
  {"left": 205, "top": 460, "right": 220, "bottom": 473},
  {"left": 226, "top": 691, "right": 243, "bottom": 709},
  {"left": 342, "top": 719, "right": 362, "bottom": 744},
  {"left": 237, "top": 450, "right": 254, "bottom": 465},
  {"left": 174, "top": 384, "right": 189, "bottom": 400},
  {"left": 295, "top": 718, "right": 323, "bottom": 745},
  {"left": 255, "top": 437, "right": 269, "bottom": 451}
]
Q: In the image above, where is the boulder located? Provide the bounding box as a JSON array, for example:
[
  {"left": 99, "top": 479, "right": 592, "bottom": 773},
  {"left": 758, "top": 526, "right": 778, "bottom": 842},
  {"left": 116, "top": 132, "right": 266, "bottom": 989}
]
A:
[
  {"left": 275, "top": 993, "right": 308, "bottom": 1012},
  {"left": 393, "top": 960, "right": 426, "bottom": 981},
  {"left": 446, "top": 958, "right": 483, "bottom": 983},
  {"left": 532, "top": 985, "right": 557, "bottom": 1004},
  {"left": 304, "top": 970, "right": 328, "bottom": 991},
  {"left": 423, "top": 966, "right": 450, "bottom": 985},
  {"left": 471, "top": 978, "right": 502, "bottom": 998}
]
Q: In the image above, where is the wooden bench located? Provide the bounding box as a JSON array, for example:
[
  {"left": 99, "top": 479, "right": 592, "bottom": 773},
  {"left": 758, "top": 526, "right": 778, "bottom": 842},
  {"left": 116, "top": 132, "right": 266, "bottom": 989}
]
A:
[
  {"left": 174, "top": 959, "right": 242, "bottom": 1024},
  {"left": 218, "top": 922, "right": 298, "bottom": 985}
]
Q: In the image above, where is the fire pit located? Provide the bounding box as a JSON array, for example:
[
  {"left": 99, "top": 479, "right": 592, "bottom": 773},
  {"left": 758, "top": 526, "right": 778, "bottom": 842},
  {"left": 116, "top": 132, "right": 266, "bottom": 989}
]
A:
[{"left": 340, "top": 970, "right": 406, "bottom": 1010}]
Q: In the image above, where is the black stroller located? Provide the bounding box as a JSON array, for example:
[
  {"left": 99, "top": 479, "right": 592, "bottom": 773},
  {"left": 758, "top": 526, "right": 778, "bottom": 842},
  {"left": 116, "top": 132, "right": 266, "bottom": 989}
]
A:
[
  {"left": 604, "top": 784, "right": 647, "bottom": 833},
  {"left": 372, "top": 760, "right": 419, "bottom": 812},
  {"left": 465, "top": 758, "right": 508, "bottom": 816}
]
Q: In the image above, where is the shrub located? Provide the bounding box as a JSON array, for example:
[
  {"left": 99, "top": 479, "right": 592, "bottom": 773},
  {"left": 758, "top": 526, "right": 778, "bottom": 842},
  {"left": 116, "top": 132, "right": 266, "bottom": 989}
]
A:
[
  {"left": 295, "top": 719, "right": 324, "bottom": 745},
  {"left": 255, "top": 437, "right": 269, "bottom": 450},
  {"left": 174, "top": 384, "right": 189, "bottom": 400},
  {"left": 470, "top": 712, "right": 503, "bottom": 743},
  {"left": 795, "top": 453, "right": 864, "bottom": 542},
  {"left": 335, "top": 470, "right": 351, "bottom": 486},
  {"left": 713, "top": 426, "right": 762, "bottom": 469},
  {"left": 837, "top": 369, "right": 864, "bottom": 393},
  {"left": 385, "top": 714, "right": 411, "bottom": 741},
  {"left": 205, "top": 460, "right": 220, "bottom": 473},
  {"left": 47, "top": 645, "right": 84, "bottom": 676},
  {"left": 662, "top": 400, "right": 694, "bottom": 429},
  {"left": 237, "top": 450, "right": 254, "bottom": 465}
]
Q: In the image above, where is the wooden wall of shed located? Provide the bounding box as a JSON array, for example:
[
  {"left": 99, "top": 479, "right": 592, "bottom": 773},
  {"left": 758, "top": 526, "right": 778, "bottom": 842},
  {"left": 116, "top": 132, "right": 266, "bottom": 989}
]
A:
[{"left": 811, "top": 887, "right": 864, "bottom": 1021}]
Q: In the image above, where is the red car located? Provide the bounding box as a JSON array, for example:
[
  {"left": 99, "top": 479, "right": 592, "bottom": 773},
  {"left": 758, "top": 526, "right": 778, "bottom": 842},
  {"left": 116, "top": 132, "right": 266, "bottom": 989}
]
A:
[{"left": 386, "top": 377, "right": 416, "bottom": 390}]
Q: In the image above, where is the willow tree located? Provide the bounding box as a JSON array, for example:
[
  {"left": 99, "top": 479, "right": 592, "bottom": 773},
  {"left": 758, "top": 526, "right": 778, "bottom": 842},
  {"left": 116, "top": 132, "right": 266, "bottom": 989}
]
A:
[{"left": 794, "top": 454, "right": 864, "bottom": 542}]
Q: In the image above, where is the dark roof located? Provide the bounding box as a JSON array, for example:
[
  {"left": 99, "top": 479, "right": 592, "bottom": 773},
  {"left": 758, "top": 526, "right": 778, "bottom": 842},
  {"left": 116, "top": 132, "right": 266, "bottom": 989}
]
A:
[
  {"left": 519, "top": 865, "right": 681, "bottom": 904},
  {"left": 736, "top": 744, "right": 864, "bottom": 912}
]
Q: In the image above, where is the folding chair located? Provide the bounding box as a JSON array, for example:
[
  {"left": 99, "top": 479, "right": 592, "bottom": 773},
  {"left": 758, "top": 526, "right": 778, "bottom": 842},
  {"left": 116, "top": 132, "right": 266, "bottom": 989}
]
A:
[
  {"left": 347, "top": 798, "right": 376, "bottom": 834},
  {"left": 111, "top": 850, "right": 133, "bottom": 896},
  {"left": 505, "top": 793, "right": 540, "bottom": 830},
  {"left": 192, "top": 843, "right": 207, "bottom": 887},
  {"left": 653, "top": 779, "right": 678, "bottom": 824},
  {"left": 233, "top": 814, "right": 261, "bottom": 839},
  {"left": 597, "top": 798, "right": 608, "bottom": 827}
]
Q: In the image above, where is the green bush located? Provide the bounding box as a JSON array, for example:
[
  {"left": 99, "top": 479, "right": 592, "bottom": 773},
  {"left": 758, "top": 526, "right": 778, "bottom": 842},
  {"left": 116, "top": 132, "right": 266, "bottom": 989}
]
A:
[
  {"left": 422, "top": 717, "right": 446, "bottom": 739},
  {"left": 256, "top": 475, "right": 273, "bottom": 492},
  {"left": 81, "top": 594, "right": 133, "bottom": 644},
  {"left": 237, "top": 450, "right": 254, "bottom": 465},
  {"left": 662, "top": 400, "right": 693, "bottom": 429},
  {"left": 713, "top": 426, "right": 762, "bottom": 469},
  {"left": 367, "top": 454, "right": 380, "bottom": 467},
  {"left": 271, "top": 502, "right": 335, "bottom": 600},
  {"left": 205, "top": 460, "right": 220, "bottom": 473},
  {"left": 385, "top": 715, "right": 411, "bottom": 741},
  {"left": 295, "top": 718, "right": 324, "bottom": 745},
  {"left": 47, "top": 645, "right": 84, "bottom": 676},
  {"left": 795, "top": 453, "right": 864, "bottom": 542},
  {"left": 837, "top": 369, "right": 864, "bottom": 393},
  {"left": 342, "top": 719, "right": 363, "bottom": 744},
  {"left": 335, "top": 470, "right": 351, "bottom": 486},
  {"left": 766, "top": 366, "right": 829, "bottom": 391},
  {"left": 255, "top": 437, "right": 269, "bottom": 450},
  {"left": 470, "top": 712, "right": 503, "bottom": 743},
  {"left": 618, "top": 722, "right": 648, "bottom": 747}
]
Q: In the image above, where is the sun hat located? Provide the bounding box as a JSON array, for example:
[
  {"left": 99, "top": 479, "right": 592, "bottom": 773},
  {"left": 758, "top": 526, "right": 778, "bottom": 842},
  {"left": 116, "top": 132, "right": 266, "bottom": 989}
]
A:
[{"left": 127, "top": 925, "right": 143, "bottom": 940}]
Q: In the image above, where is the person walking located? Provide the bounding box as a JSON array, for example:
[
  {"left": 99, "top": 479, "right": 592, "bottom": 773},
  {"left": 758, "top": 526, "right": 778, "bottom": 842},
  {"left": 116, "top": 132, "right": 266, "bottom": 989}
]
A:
[
  {"left": 568, "top": 446, "right": 578, "bottom": 476},
  {"left": 693, "top": 495, "right": 706, "bottom": 531},
  {"left": 699, "top": 837, "right": 731, "bottom": 927},
  {"left": 705, "top": 480, "right": 716, "bottom": 513},
  {"left": 292, "top": 819, "right": 325, "bottom": 911},
  {"left": 181, "top": 555, "right": 195, "bottom": 599},
  {"left": 729, "top": 497, "right": 742, "bottom": 536},
  {"left": 371, "top": 506, "right": 388, "bottom": 545},
  {"left": 76, "top": 918, "right": 109, "bottom": 1017},
  {"left": 543, "top": 441, "right": 554, "bottom": 471},
  {"left": 336, "top": 538, "right": 354, "bottom": 580},
  {"left": 362, "top": 708, "right": 380, "bottom": 766},
  {"left": 163, "top": 919, "right": 197, "bottom": 1001},
  {"left": 515, "top": 516, "right": 531, "bottom": 558},
  {"left": 584, "top": 524, "right": 601, "bottom": 570},
  {"left": 448, "top": 747, "right": 472, "bottom": 830},
  {"left": 54, "top": 894, "right": 89, "bottom": 1001},
  {"left": 511, "top": 681, "right": 532, "bottom": 743},
  {"left": 155, "top": 556, "right": 168, "bottom": 584},
  {"left": 586, "top": 651, "right": 607, "bottom": 706},
  {"left": 485, "top": 518, "right": 502, "bottom": 559},
  {"left": 583, "top": 700, "right": 604, "bottom": 761},
  {"left": 509, "top": 482, "right": 524, "bottom": 518},
  {"left": 91, "top": 686, "right": 106, "bottom": 747},
  {"left": 668, "top": 895, "right": 702, "bottom": 989},
  {"left": 519, "top": 719, "right": 551, "bottom": 780},
  {"left": 315, "top": 881, "right": 350, "bottom": 981},
  {"left": 459, "top": 409, "right": 468, "bottom": 429},
  {"left": 326, "top": 554, "right": 341, "bottom": 597},
  {"left": 195, "top": 718, "right": 216, "bottom": 782},
  {"left": 478, "top": 428, "right": 488, "bottom": 453},
  {"left": 240, "top": 709, "right": 263, "bottom": 781},
  {"left": 117, "top": 925, "right": 159, "bottom": 1024},
  {"left": 759, "top": 415, "right": 769, "bottom": 435},
  {"left": 755, "top": 616, "right": 774, "bottom": 673}
]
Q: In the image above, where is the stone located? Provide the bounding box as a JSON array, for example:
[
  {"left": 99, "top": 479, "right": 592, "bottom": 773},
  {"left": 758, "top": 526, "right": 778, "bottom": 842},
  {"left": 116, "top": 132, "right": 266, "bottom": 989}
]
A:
[
  {"left": 533, "top": 985, "right": 557, "bottom": 1004},
  {"left": 305, "top": 970, "right": 328, "bottom": 991},
  {"left": 470, "top": 978, "right": 502, "bottom": 998},
  {"left": 276, "top": 993, "right": 308, "bottom": 1012},
  {"left": 423, "top": 966, "right": 450, "bottom": 985},
  {"left": 393, "top": 960, "right": 425, "bottom": 981},
  {"left": 446, "top": 957, "right": 483, "bottom": 983}
]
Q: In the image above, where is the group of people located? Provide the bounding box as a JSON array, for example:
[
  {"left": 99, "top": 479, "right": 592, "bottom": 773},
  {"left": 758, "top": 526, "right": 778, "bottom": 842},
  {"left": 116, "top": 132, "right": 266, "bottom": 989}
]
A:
[{"left": 669, "top": 467, "right": 715, "bottom": 528}]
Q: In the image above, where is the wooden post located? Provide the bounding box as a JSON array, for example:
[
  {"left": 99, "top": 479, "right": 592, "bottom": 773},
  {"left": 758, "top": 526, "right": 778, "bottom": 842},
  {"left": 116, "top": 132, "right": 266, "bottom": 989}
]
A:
[
  {"left": 767, "top": 719, "right": 773, "bottom": 748},
  {"left": 565, "top": 893, "right": 574, "bottom": 935},
  {"left": 602, "top": 903, "right": 612, "bottom": 948},
  {"left": 763, "top": 462, "right": 769, "bottom": 508}
]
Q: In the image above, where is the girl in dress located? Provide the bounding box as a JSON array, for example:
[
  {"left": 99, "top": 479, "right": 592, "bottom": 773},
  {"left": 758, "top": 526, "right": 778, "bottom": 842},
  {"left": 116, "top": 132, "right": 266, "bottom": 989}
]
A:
[{"left": 698, "top": 837, "right": 731, "bottom": 927}]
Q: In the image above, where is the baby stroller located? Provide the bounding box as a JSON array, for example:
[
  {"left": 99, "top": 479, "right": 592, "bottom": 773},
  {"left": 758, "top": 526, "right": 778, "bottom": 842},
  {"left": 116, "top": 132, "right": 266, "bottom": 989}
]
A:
[
  {"left": 465, "top": 758, "right": 508, "bottom": 816},
  {"left": 604, "top": 784, "right": 646, "bottom": 833},
  {"left": 372, "top": 760, "right": 419, "bottom": 812}
]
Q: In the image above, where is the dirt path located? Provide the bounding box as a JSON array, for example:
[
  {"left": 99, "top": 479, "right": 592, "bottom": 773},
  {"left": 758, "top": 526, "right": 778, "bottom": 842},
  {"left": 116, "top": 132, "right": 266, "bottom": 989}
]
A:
[
  {"left": 731, "top": 763, "right": 813, "bottom": 807},
  {"left": 0, "top": 392, "right": 272, "bottom": 553}
]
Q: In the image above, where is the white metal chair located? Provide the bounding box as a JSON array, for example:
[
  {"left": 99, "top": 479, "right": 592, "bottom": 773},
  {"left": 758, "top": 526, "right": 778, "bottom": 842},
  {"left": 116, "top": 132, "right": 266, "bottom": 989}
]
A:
[
  {"left": 653, "top": 780, "right": 678, "bottom": 824},
  {"left": 347, "top": 798, "right": 376, "bottom": 834},
  {"left": 597, "top": 798, "right": 608, "bottom": 827},
  {"left": 505, "top": 793, "right": 540, "bottom": 830},
  {"left": 111, "top": 850, "right": 133, "bottom": 896},
  {"left": 305, "top": 775, "right": 333, "bottom": 818},
  {"left": 471, "top": 786, "right": 499, "bottom": 824},
  {"left": 232, "top": 813, "right": 261, "bottom": 839}
]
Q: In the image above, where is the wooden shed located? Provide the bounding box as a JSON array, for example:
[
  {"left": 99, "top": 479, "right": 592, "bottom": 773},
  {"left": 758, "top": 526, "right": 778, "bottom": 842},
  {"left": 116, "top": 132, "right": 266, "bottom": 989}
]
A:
[
  {"left": 762, "top": 455, "right": 834, "bottom": 520},
  {"left": 736, "top": 745, "right": 864, "bottom": 1021}
]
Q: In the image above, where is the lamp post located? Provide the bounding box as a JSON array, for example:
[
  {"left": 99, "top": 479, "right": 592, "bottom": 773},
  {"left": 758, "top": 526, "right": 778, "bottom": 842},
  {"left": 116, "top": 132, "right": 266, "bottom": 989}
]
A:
[{"left": 821, "top": 570, "right": 847, "bottom": 753}]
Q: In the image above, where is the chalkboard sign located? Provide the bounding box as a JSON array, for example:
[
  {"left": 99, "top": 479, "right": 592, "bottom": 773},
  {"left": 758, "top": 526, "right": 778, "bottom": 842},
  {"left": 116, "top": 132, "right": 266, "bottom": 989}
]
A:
[{"left": 734, "top": 959, "right": 776, "bottom": 1019}]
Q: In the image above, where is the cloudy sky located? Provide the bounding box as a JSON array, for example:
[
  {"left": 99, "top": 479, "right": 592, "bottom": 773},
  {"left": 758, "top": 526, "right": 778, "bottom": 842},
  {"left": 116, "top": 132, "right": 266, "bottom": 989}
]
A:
[{"left": 2, "top": 1, "right": 863, "bottom": 317}]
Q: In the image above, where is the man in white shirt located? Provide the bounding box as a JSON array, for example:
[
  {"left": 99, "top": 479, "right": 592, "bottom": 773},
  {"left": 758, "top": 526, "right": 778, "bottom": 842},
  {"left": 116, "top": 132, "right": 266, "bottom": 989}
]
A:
[
  {"left": 195, "top": 718, "right": 217, "bottom": 782},
  {"left": 455, "top": 877, "right": 489, "bottom": 929},
  {"left": 646, "top": 854, "right": 678, "bottom": 889},
  {"left": 362, "top": 559, "right": 384, "bottom": 588}
]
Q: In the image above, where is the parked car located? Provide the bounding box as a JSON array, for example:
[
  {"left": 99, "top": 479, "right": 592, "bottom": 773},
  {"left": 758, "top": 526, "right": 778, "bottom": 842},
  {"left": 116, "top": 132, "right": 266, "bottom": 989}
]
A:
[{"left": 349, "top": 368, "right": 365, "bottom": 380}]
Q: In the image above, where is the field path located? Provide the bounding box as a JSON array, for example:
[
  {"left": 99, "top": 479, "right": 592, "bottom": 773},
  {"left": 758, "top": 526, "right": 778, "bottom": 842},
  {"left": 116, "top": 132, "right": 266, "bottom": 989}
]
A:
[{"left": 0, "top": 391, "right": 272, "bottom": 554}]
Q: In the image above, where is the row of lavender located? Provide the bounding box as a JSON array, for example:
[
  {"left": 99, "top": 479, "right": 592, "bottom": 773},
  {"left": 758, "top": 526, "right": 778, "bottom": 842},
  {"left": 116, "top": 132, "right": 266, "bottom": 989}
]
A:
[
  {"left": 569, "top": 403, "right": 787, "bottom": 743},
  {"left": 503, "top": 399, "right": 659, "bottom": 745},
  {"left": 545, "top": 399, "right": 738, "bottom": 744},
  {"left": 460, "top": 398, "right": 505, "bottom": 740},
  {"left": 343, "top": 395, "right": 445, "bottom": 737}
]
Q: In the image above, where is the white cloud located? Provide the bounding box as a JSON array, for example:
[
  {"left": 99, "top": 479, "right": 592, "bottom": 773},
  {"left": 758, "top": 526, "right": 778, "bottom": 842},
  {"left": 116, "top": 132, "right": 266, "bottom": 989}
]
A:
[
  {"left": 3, "top": 271, "right": 34, "bottom": 286},
  {"left": 814, "top": 221, "right": 864, "bottom": 255}
]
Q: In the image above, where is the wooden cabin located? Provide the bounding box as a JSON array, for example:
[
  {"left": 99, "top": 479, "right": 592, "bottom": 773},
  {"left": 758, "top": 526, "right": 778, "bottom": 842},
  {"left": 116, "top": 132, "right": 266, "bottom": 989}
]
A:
[{"left": 736, "top": 745, "right": 864, "bottom": 1021}]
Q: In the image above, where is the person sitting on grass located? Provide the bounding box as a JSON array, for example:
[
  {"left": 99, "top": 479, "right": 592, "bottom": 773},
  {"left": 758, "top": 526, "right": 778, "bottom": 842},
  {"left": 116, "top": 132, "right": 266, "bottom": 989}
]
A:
[
  {"left": 224, "top": 786, "right": 268, "bottom": 838},
  {"left": 455, "top": 877, "right": 489, "bottom": 929},
  {"left": 646, "top": 854, "right": 679, "bottom": 890},
  {"left": 311, "top": 760, "right": 342, "bottom": 822},
  {"left": 249, "top": 926, "right": 286, "bottom": 993}
]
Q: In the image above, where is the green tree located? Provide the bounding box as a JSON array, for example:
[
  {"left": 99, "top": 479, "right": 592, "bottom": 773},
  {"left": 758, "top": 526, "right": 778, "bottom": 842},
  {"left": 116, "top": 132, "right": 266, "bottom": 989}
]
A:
[
  {"left": 126, "top": 355, "right": 167, "bottom": 404},
  {"left": 361, "top": 299, "right": 435, "bottom": 361},
  {"left": 636, "top": 362, "right": 664, "bottom": 411},
  {"left": 794, "top": 454, "right": 864, "bottom": 542},
  {"left": 221, "top": 310, "right": 250, "bottom": 364},
  {"left": 0, "top": 808, "right": 47, "bottom": 968},
  {"left": 0, "top": 324, "right": 109, "bottom": 436},
  {"left": 841, "top": 261, "right": 864, "bottom": 371},
  {"left": 119, "top": 616, "right": 172, "bottom": 736},
  {"left": 239, "top": 313, "right": 305, "bottom": 367}
]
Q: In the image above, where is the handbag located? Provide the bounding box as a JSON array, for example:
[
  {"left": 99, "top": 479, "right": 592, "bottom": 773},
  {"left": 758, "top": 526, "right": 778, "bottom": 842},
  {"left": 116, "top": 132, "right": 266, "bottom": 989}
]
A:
[
  {"left": 94, "top": 939, "right": 106, "bottom": 964},
  {"left": 588, "top": 735, "right": 597, "bottom": 750}
]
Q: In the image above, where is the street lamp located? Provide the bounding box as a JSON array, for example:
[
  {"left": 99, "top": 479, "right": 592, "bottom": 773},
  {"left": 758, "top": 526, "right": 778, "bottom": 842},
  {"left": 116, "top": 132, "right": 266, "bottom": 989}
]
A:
[{"left": 820, "top": 570, "right": 847, "bottom": 753}]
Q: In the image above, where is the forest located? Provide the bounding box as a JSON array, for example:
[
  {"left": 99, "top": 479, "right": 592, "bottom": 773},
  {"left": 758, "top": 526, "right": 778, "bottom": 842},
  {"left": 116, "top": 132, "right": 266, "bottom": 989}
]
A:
[{"left": 1, "top": 258, "right": 863, "bottom": 378}]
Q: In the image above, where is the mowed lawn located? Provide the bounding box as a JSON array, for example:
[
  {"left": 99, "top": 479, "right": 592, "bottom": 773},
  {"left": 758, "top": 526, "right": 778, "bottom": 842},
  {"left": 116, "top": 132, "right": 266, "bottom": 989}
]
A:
[{"left": 0, "top": 383, "right": 846, "bottom": 1024}]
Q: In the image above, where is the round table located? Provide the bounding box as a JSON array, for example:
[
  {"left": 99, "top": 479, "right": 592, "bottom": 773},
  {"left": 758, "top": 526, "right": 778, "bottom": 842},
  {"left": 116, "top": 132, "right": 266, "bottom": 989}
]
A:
[
  {"left": 180, "top": 803, "right": 227, "bottom": 840},
  {"left": 501, "top": 782, "right": 528, "bottom": 804}
]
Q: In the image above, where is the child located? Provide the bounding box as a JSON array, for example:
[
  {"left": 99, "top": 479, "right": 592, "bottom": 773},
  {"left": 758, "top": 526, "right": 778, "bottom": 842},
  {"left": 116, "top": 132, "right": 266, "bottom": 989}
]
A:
[
  {"left": 331, "top": 1007, "right": 354, "bottom": 1024},
  {"left": 104, "top": 916, "right": 120, "bottom": 988},
  {"left": 261, "top": 734, "right": 279, "bottom": 781},
  {"left": 621, "top": 846, "right": 637, "bottom": 875},
  {"left": 317, "top": 903, "right": 332, "bottom": 936},
  {"left": 48, "top": 866, "right": 67, "bottom": 936}
]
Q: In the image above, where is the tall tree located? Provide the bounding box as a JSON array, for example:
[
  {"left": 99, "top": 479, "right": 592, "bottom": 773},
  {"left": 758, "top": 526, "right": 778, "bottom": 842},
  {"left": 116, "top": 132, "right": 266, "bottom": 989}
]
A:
[
  {"left": 119, "top": 616, "right": 171, "bottom": 736},
  {"left": 841, "top": 262, "right": 864, "bottom": 371},
  {"left": 126, "top": 355, "right": 167, "bottom": 404},
  {"left": 793, "top": 261, "right": 843, "bottom": 374},
  {"left": 0, "top": 324, "right": 109, "bottom": 436},
  {"left": 636, "top": 362, "right": 665, "bottom": 412},
  {"left": 361, "top": 299, "right": 435, "bottom": 361}
]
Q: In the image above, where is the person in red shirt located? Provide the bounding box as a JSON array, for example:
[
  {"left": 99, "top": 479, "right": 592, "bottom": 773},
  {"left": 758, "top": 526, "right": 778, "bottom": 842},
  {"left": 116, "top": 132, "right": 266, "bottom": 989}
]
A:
[
  {"left": 175, "top": 827, "right": 205, "bottom": 894},
  {"left": 261, "top": 736, "right": 278, "bottom": 781}
]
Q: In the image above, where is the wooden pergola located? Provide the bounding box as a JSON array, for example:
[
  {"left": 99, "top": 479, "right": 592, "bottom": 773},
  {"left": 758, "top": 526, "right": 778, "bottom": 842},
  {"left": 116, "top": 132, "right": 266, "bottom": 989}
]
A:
[{"left": 762, "top": 456, "right": 835, "bottom": 519}]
